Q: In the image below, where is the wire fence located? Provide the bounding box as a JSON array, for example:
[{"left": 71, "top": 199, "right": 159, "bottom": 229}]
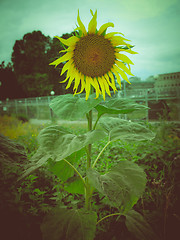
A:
[{"left": 0, "top": 88, "right": 180, "bottom": 121}]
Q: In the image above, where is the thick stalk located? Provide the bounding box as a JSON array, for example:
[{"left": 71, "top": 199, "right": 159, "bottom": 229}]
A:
[{"left": 85, "top": 109, "right": 93, "bottom": 210}]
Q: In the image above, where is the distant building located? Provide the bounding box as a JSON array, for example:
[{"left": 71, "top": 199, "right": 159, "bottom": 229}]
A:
[
  {"left": 154, "top": 72, "right": 180, "bottom": 94},
  {"left": 128, "top": 76, "right": 154, "bottom": 90}
]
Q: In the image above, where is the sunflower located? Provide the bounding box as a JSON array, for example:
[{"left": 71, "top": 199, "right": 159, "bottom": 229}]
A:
[{"left": 50, "top": 10, "right": 137, "bottom": 100}]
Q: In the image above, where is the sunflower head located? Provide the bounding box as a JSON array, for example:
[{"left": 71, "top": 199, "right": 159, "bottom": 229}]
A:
[{"left": 50, "top": 10, "right": 137, "bottom": 100}]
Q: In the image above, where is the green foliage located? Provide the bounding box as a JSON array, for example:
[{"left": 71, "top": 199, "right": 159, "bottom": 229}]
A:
[
  {"left": 87, "top": 160, "right": 146, "bottom": 212},
  {"left": 99, "top": 117, "right": 155, "bottom": 142},
  {"left": 64, "top": 176, "right": 85, "bottom": 195},
  {"left": 41, "top": 207, "right": 97, "bottom": 240},
  {"left": 125, "top": 210, "right": 159, "bottom": 240},
  {"left": 95, "top": 97, "right": 148, "bottom": 116},
  {"left": 50, "top": 93, "right": 103, "bottom": 120},
  {"left": 19, "top": 94, "right": 172, "bottom": 240},
  {"left": 18, "top": 73, "right": 53, "bottom": 97}
]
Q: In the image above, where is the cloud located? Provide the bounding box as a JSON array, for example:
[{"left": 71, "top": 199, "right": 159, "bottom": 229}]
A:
[{"left": 0, "top": 0, "right": 179, "bottom": 79}]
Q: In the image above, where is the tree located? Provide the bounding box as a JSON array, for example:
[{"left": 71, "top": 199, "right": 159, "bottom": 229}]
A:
[
  {"left": 11, "top": 31, "right": 75, "bottom": 97},
  {"left": 0, "top": 61, "right": 26, "bottom": 100}
]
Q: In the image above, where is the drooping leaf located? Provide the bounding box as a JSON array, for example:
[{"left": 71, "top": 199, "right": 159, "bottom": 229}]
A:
[
  {"left": 87, "top": 160, "right": 146, "bottom": 212},
  {"left": 99, "top": 117, "right": 155, "bottom": 142},
  {"left": 50, "top": 93, "right": 103, "bottom": 120},
  {"left": 41, "top": 207, "right": 97, "bottom": 240},
  {"left": 125, "top": 210, "right": 159, "bottom": 240},
  {"left": 48, "top": 160, "right": 74, "bottom": 182},
  {"left": 64, "top": 176, "right": 85, "bottom": 194},
  {"left": 19, "top": 152, "right": 52, "bottom": 180},
  {"left": 95, "top": 98, "right": 148, "bottom": 116},
  {"left": 38, "top": 125, "right": 106, "bottom": 159},
  {"left": 21, "top": 125, "right": 106, "bottom": 178}
]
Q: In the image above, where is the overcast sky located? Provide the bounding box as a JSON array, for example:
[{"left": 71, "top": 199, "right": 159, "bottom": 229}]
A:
[{"left": 0, "top": 0, "right": 180, "bottom": 80}]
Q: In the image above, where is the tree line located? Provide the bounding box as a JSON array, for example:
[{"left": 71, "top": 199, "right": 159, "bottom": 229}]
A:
[{"left": 0, "top": 30, "right": 74, "bottom": 100}]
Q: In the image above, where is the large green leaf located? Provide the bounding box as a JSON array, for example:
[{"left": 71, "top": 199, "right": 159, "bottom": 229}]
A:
[
  {"left": 95, "top": 98, "right": 148, "bottom": 116},
  {"left": 50, "top": 93, "right": 103, "bottom": 120},
  {"left": 38, "top": 125, "right": 106, "bottom": 159},
  {"left": 125, "top": 210, "right": 159, "bottom": 240},
  {"left": 41, "top": 207, "right": 97, "bottom": 240},
  {"left": 99, "top": 117, "right": 155, "bottom": 142},
  {"left": 48, "top": 160, "right": 74, "bottom": 182},
  {"left": 87, "top": 160, "right": 146, "bottom": 212},
  {"left": 20, "top": 125, "right": 106, "bottom": 178},
  {"left": 64, "top": 176, "right": 85, "bottom": 194}
]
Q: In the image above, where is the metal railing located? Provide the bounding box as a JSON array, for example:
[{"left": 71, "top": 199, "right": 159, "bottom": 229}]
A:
[{"left": 0, "top": 87, "right": 180, "bottom": 120}]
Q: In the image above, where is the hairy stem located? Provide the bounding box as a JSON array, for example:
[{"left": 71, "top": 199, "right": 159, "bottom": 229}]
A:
[{"left": 85, "top": 109, "right": 93, "bottom": 210}]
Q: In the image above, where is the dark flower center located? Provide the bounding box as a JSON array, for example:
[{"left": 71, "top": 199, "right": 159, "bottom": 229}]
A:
[{"left": 73, "top": 34, "right": 115, "bottom": 77}]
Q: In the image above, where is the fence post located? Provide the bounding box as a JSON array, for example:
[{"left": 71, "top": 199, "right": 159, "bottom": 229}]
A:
[
  {"left": 15, "top": 100, "right": 18, "bottom": 117},
  {"left": 25, "top": 98, "right": 28, "bottom": 118},
  {"left": 36, "top": 97, "right": 39, "bottom": 119}
]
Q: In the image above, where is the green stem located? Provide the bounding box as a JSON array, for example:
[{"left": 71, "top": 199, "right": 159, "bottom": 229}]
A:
[
  {"left": 93, "top": 113, "right": 102, "bottom": 130},
  {"left": 96, "top": 213, "right": 122, "bottom": 225},
  {"left": 92, "top": 141, "right": 111, "bottom": 168},
  {"left": 63, "top": 159, "right": 86, "bottom": 189},
  {"left": 85, "top": 109, "right": 93, "bottom": 210}
]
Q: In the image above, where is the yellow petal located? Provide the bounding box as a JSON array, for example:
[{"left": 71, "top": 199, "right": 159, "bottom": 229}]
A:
[
  {"left": 85, "top": 76, "right": 100, "bottom": 98},
  {"left": 98, "top": 22, "right": 114, "bottom": 35},
  {"left": 93, "top": 78, "right": 101, "bottom": 98},
  {"left": 60, "top": 75, "right": 69, "bottom": 83},
  {"left": 66, "top": 67, "right": 77, "bottom": 89},
  {"left": 115, "top": 53, "right": 134, "bottom": 65},
  {"left": 59, "top": 45, "right": 75, "bottom": 53},
  {"left": 115, "top": 48, "right": 138, "bottom": 54},
  {"left": 60, "top": 59, "right": 73, "bottom": 75},
  {"left": 55, "top": 36, "right": 79, "bottom": 46},
  {"left": 49, "top": 52, "right": 72, "bottom": 67},
  {"left": 88, "top": 10, "right": 97, "bottom": 34},
  {"left": 76, "top": 73, "right": 85, "bottom": 94},
  {"left": 66, "top": 76, "right": 74, "bottom": 89},
  {"left": 111, "top": 36, "right": 131, "bottom": 47},
  {"left": 102, "top": 76, "right": 111, "bottom": 97},
  {"left": 113, "top": 65, "right": 131, "bottom": 84},
  {"left": 77, "top": 10, "right": 87, "bottom": 35},
  {"left": 73, "top": 71, "right": 81, "bottom": 93},
  {"left": 105, "top": 32, "right": 125, "bottom": 39},
  {"left": 104, "top": 73, "right": 117, "bottom": 92},
  {"left": 97, "top": 77, "right": 106, "bottom": 100},
  {"left": 85, "top": 79, "right": 91, "bottom": 100},
  {"left": 90, "top": 9, "right": 94, "bottom": 16},
  {"left": 111, "top": 68, "right": 121, "bottom": 89},
  {"left": 115, "top": 60, "right": 133, "bottom": 75}
]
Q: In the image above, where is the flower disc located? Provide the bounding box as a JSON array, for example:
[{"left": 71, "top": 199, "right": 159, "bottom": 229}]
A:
[{"left": 73, "top": 34, "right": 116, "bottom": 78}]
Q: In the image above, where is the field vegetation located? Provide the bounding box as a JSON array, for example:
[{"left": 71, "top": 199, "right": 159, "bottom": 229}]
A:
[{"left": 0, "top": 115, "right": 179, "bottom": 240}]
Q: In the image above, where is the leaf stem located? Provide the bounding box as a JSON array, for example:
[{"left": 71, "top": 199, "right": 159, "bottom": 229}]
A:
[
  {"left": 96, "top": 213, "right": 122, "bottom": 225},
  {"left": 92, "top": 141, "right": 111, "bottom": 168},
  {"left": 93, "top": 113, "right": 102, "bottom": 130},
  {"left": 63, "top": 159, "right": 86, "bottom": 189}
]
